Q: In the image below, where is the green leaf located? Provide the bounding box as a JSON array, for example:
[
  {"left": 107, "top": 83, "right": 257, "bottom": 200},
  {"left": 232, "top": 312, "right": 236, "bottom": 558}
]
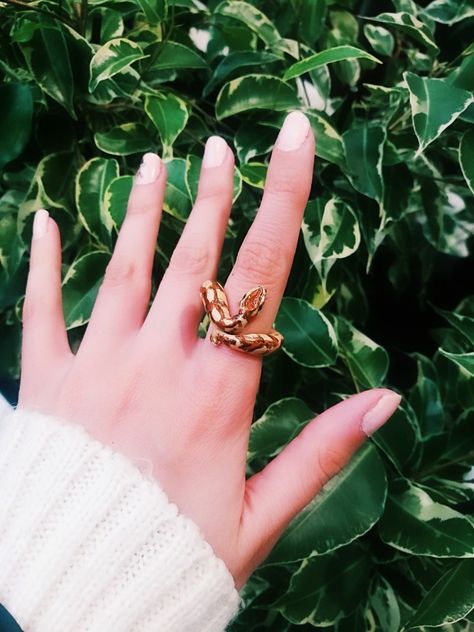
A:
[
  {"left": 275, "top": 297, "right": 338, "bottom": 368},
  {"left": 234, "top": 121, "right": 277, "bottom": 163},
  {"left": 306, "top": 111, "right": 345, "bottom": 166},
  {"left": 300, "top": 0, "right": 326, "bottom": 45},
  {"left": 342, "top": 125, "right": 386, "bottom": 203},
  {"left": 369, "top": 402, "right": 420, "bottom": 472},
  {"left": 363, "top": 24, "right": 395, "bottom": 56},
  {"left": 302, "top": 197, "right": 361, "bottom": 290},
  {"left": 283, "top": 45, "right": 381, "bottom": 81},
  {"left": 163, "top": 158, "right": 192, "bottom": 219},
  {"left": 62, "top": 251, "right": 109, "bottom": 329},
  {"left": 89, "top": 38, "right": 148, "bottom": 91},
  {"left": 443, "top": 409, "right": 474, "bottom": 464},
  {"left": 369, "top": 576, "right": 401, "bottom": 632},
  {"left": 94, "top": 123, "right": 152, "bottom": 155},
  {"left": 239, "top": 162, "right": 267, "bottom": 189},
  {"left": 215, "top": 74, "right": 300, "bottom": 119},
  {"left": 145, "top": 93, "right": 189, "bottom": 157},
  {"left": 146, "top": 41, "right": 207, "bottom": 71},
  {"left": 75, "top": 158, "right": 119, "bottom": 246},
  {"left": 438, "top": 350, "right": 474, "bottom": 378},
  {"left": 434, "top": 304, "right": 474, "bottom": 347},
  {"left": 104, "top": 175, "right": 134, "bottom": 231},
  {"left": 460, "top": 128, "right": 474, "bottom": 195},
  {"left": 264, "top": 443, "right": 387, "bottom": 564},
  {"left": 203, "top": 50, "right": 279, "bottom": 97},
  {"left": 424, "top": 0, "right": 474, "bottom": 24},
  {"left": 404, "top": 72, "right": 474, "bottom": 155},
  {"left": 134, "top": 0, "right": 167, "bottom": 23},
  {"left": 0, "top": 84, "right": 33, "bottom": 170},
  {"left": 379, "top": 480, "right": 474, "bottom": 557},
  {"left": 406, "top": 559, "right": 474, "bottom": 629},
  {"left": 335, "top": 316, "right": 389, "bottom": 389},
  {"left": 368, "top": 12, "right": 439, "bottom": 54},
  {"left": 18, "top": 151, "right": 78, "bottom": 243},
  {"left": 19, "top": 23, "right": 75, "bottom": 117},
  {"left": 214, "top": 1, "right": 283, "bottom": 48},
  {"left": 273, "top": 543, "right": 372, "bottom": 626},
  {"left": 95, "top": 8, "right": 124, "bottom": 42},
  {"left": 248, "top": 397, "right": 314, "bottom": 462},
  {"left": 409, "top": 360, "right": 445, "bottom": 438}
]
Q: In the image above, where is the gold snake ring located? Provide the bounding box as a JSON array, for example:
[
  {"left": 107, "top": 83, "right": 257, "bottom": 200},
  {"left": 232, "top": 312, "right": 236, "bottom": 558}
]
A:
[{"left": 199, "top": 280, "right": 284, "bottom": 356}]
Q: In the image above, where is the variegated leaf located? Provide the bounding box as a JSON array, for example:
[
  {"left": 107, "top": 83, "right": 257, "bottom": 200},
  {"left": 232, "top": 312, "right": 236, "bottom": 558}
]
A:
[
  {"left": 404, "top": 72, "right": 474, "bottom": 155},
  {"left": 438, "top": 350, "right": 474, "bottom": 378},
  {"left": 334, "top": 316, "right": 389, "bottom": 388},
  {"left": 424, "top": 0, "right": 474, "bottom": 24},
  {"left": 62, "top": 251, "right": 109, "bottom": 329},
  {"left": 368, "top": 12, "right": 439, "bottom": 54},
  {"left": 145, "top": 93, "right": 189, "bottom": 158},
  {"left": 460, "top": 128, "right": 474, "bottom": 195},
  {"left": 363, "top": 24, "right": 395, "bottom": 56},
  {"left": 379, "top": 480, "right": 474, "bottom": 557},
  {"left": 275, "top": 297, "right": 337, "bottom": 368},
  {"left": 283, "top": 45, "right": 380, "bottom": 81},
  {"left": 342, "top": 124, "right": 386, "bottom": 203},
  {"left": 215, "top": 74, "right": 300, "bottom": 120},
  {"left": 75, "top": 157, "right": 119, "bottom": 245},
  {"left": 89, "top": 38, "right": 147, "bottom": 91}
]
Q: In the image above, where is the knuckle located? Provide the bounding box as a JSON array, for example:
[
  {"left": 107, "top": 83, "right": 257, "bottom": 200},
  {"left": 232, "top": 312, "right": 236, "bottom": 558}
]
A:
[
  {"left": 126, "top": 199, "right": 158, "bottom": 216},
  {"left": 265, "top": 170, "right": 303, "bottom": 197},
  {"left": 21, "top": 295, "right": 38, "bottom": 323},
  {"left": 315, "top": 444, "right": 347, "bottom": 484},
  {"left": 168, "top": 241, "right": 210, "bottom": 275},
  {"left": 102, "top": 259, "right": 150, "bottom": 290},
  {"left": 237, "top": 234, "right": 288, "bottom": 282}
]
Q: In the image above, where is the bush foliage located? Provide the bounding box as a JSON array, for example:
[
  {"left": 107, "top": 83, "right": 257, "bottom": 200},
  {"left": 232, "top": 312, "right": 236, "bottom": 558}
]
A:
[{"left": 1, "top": 0, "right": 474, "bottom": 629}]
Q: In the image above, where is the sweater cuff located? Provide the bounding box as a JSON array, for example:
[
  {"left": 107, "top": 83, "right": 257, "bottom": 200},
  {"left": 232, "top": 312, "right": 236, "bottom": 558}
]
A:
[{"left": 0, "top": 407, "right": 243, "bottom": 632}]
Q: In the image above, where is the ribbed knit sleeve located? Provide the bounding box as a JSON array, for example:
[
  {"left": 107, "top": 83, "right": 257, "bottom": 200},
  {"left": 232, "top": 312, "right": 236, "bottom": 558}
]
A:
[{"left": 0, "top": 406, "right": 243, "bottom": 632}]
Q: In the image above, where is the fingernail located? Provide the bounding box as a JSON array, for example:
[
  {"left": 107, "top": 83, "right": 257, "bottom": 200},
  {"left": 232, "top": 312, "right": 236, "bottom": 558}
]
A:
[
  {"left": 135, "top": 152, "right": 161, "bottom": 184},
  {"left": 32, "top": 209, "right": 49, "bottom": 240},
  {"left": 203, "top": 136, "right": 227, "bottom": 168},
  {"left": 361, "top": 392, "right": 402, "bottom": 436},
  {"left": 276, "top": 111, "right": 311, "bottom": 151}
]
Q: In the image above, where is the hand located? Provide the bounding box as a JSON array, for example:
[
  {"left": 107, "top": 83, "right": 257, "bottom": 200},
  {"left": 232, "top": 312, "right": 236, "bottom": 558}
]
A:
[{"left": 18, "top": 110, "right": 401, "bottom": 590}]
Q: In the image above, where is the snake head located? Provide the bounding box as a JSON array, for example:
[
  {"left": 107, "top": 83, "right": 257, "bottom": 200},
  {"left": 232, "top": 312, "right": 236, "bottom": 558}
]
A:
[{"left": 240, "top": 286, "right": 266, "bottom": 317}]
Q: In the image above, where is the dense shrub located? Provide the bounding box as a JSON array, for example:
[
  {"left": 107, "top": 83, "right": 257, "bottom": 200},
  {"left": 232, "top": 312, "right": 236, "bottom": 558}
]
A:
[{"left": 1, "top": 0, "right": 473, "bottom": 629}]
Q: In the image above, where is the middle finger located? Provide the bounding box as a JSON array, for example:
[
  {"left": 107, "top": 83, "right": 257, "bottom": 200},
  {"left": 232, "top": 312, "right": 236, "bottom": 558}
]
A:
[{"left": 198, "top": 110, "right": 315, "bottom": 381}]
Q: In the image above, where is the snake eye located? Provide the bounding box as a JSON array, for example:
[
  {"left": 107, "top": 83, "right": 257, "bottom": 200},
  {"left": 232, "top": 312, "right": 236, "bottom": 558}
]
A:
[{"left": 244, "top": 287, "right": 266, "bottom": 312}]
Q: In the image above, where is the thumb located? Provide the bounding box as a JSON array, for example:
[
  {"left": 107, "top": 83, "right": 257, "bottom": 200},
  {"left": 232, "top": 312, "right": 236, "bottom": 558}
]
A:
[{"left": 240, "top": 388, "right": 401, "bottom": 569}]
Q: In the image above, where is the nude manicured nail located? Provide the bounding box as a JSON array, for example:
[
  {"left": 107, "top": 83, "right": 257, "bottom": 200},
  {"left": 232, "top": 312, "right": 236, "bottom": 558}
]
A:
[
  {"left": 32, "top": 209, "right": 49, "bottom": 240},
  {"left": 203, "top": 136, "right": 227, "bottom": 167},
  {"left": 277, "top": 111, "right": 311, "bottom": 151},
  {"left": 135, "top": 152, "right": 161, "bottom": 184},
  {"left": 361, "top": 392, "right": 402, "bottom": 436}
]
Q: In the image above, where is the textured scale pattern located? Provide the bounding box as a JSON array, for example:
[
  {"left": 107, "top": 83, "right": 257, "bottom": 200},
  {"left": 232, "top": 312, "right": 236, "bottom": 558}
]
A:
[{"left": 200, "top": 280, "right": 284, "bottom": 356}]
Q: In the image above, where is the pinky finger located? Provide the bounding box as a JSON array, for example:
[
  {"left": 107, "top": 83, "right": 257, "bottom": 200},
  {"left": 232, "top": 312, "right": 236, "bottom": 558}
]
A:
[{"left": 21, "top": 210, "right": 72, "bottom": 373}]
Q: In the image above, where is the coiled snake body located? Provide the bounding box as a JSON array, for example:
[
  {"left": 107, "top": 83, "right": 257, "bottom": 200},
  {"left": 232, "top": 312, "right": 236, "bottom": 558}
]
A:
[{"left": 200, "top": 280, "right": 284, "bottom": 356}]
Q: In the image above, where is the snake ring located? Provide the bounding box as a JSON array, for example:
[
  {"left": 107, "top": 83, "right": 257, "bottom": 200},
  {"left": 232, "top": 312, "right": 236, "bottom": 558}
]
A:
[{"left": 199, "top": 280, "right": 284, "bottom": 356}]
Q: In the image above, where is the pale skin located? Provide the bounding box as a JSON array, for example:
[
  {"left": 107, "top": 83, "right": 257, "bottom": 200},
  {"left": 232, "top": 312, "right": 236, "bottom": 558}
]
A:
[{"left": 18, "top": 111, "right": 401, "bottom": 593}]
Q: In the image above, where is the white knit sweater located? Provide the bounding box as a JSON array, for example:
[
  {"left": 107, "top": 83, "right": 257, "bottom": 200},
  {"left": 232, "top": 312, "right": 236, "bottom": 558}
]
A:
[{"left": 0, "top": 395, "right": 243, "bottom": 631}]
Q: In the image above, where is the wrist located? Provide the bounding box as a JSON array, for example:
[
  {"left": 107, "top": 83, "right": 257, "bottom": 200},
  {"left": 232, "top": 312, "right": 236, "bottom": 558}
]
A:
[{"left": 0, "top": 406, "right": 242, "bottom": 631}]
